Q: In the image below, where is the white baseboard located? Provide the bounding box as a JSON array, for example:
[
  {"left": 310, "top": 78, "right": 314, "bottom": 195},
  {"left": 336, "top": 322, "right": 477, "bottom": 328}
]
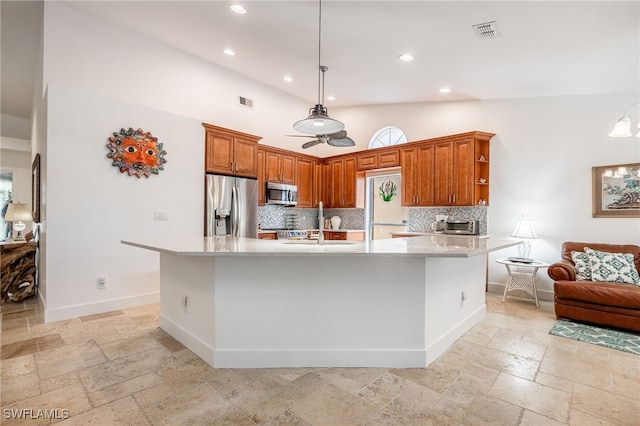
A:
[
  {"left": 426, "top": 304, "right": 486, "bottom": 366},
  {"left": 487, "top": 282, "right": 554, "bottom": 302},
  {"left": 44, "top": 292, "right": 159, "bottom": 323}
]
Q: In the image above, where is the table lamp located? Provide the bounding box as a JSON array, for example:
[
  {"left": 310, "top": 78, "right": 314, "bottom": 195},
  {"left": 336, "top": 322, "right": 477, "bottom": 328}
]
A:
[
  {"left": 511, "top": 214, "right": 538, "bottom": 261},
  {"left": 5, "top": 202, "right": 32, "bottom": 241}
]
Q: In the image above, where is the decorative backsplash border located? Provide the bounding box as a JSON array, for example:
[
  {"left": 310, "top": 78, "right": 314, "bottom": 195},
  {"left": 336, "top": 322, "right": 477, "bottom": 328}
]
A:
[{"left": 258, "top": 205, "right": 487, "bottom": 234}]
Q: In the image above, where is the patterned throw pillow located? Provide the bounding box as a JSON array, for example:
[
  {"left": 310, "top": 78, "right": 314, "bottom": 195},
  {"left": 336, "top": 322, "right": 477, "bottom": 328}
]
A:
[
  {"left": 571, "top": 251, "right": 592, "bottom": 281},
  {"left": 584, "top": 247, "right": 640, "bottom": 285}
]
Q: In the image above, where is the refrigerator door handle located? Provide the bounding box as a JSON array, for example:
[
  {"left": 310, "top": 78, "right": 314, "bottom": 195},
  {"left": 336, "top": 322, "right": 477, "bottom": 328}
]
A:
[{"left": 232, "top": 182, "right": 239, "bottom": 237}]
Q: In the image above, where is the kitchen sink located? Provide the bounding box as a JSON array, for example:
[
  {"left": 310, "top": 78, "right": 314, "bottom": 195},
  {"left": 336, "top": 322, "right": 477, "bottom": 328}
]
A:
[{"left": 282, "top": 240, "right": 358, "bottom": 245}]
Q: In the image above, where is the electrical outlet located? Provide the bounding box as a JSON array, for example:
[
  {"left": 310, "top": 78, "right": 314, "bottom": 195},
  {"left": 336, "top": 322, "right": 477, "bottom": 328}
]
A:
[
  {"left": 154, "top": 210, "right": 169, "bottom": 221},
  {"left": 97, "top": 276, "right": 107, "bottom": 289}
]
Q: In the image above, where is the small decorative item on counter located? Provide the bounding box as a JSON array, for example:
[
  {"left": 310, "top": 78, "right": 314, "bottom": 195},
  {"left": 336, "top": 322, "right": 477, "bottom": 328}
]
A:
[
  {"left": 478, "top": 177, "right": 487, "bottom": 183},
  {"left": 479, "top": 155, "right": 486, "bottom": 161},
  {"left": 106, "top": 127, "right": 167, "bottom": 178},
  {"left": 478, "top": 199, "right": 487, "bottom": 205},
  {"left": 378, "top": 178, "right": 397, "bottom": 202},
  {"left": 330, "top": 216, "right": 341, "bottom": 230}
]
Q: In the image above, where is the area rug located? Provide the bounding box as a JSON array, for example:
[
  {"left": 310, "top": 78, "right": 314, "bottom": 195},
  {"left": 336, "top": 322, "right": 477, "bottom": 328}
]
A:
[{"left": 549, "top": 321, "right": 640, "bottom": 355}]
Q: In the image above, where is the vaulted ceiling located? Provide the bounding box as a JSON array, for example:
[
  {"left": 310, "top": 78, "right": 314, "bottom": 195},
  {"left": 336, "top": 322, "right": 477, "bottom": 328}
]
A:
[{"left": 2, "top": 1, "right": 639, "bottom": 119}]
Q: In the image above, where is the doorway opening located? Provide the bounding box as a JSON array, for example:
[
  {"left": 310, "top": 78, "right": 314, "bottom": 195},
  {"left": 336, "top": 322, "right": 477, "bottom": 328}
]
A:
[{"left": 365, "top": 170, "right": 408, "bottom": 240}]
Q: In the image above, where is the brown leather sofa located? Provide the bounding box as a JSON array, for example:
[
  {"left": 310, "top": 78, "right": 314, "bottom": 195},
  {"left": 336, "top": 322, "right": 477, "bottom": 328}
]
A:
[{"left": 548, "top": 242, "right": 640, "bottom": 333}]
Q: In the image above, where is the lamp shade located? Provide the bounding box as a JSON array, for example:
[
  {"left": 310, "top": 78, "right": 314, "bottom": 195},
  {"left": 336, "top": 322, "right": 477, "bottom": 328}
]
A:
[
  {"left": 5, "top": 203, "right": 32, "bottom": 222},
  {"left": 608, "top": 117, "right": 632, "bottom": 137},
  {"left": 511, "top": 215, "right": 538, "bottom": 239},
  {"left": 293, "top": 104, "right": 344, "bottom": 135}
]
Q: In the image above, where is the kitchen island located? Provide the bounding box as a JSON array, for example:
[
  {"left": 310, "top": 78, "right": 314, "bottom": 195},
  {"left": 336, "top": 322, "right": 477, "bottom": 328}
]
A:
[{"left": 122, "top": 235, "right": 518, "bottom": 368}]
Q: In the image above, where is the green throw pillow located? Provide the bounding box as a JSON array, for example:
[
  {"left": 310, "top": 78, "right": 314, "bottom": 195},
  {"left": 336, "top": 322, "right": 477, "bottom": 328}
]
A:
[
  {"left": 571, "top": 251, "right": 591, "bottom": 281},
  {"left": 584, "top": 247, "right": 640, "bottom": 285}
]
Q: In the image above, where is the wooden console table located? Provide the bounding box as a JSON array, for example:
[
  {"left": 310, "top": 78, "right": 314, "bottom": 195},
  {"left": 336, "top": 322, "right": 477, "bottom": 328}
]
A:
[{"left": 1, "top": 241, "right": 37, "bottom": 302}]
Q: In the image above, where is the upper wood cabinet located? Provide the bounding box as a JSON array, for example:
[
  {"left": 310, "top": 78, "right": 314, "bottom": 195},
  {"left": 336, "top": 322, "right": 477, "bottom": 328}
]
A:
[
  {"left": 401, "top": 132, "right": 493, "bottom": 207},
  {"left": 295, "top": 157, "right": 314, "bottom": 208},
  {"left": 264, "top": 149, "right": 296, "bottom": 184},
  {"left": 203, "top": 123, "right": 261, "bottom": 178},
  {"left": 357, "top": 147, "right": 400, "bottom": 171},
  {"left": 326, "top": 156, "right": 361, "bottom": 208},
  {"left": 401, "top": 144, "right": 435, "bottom": 206},
  {"left": 257, "top": 149, "right": 265, "bottom": 206},
  {"left": 434, "top": 138, "right": 474, "bottom": 206}
]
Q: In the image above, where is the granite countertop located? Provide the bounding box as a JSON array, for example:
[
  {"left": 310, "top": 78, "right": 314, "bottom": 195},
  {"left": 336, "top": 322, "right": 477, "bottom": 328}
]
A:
[{"left": 122, "top": 235, "right": 518, "bottom": 258}]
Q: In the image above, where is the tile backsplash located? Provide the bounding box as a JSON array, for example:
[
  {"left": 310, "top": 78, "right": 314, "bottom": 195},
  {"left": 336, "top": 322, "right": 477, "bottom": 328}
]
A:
[{"left": 258, "top": 205, "right": 487, "bottom": 234}]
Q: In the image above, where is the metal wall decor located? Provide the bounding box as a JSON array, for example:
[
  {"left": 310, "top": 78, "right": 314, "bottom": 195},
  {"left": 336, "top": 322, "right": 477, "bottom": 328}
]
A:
[
  {"left": 106, "top": 128, "right": 167, "bottom": 178},
  {"left": 379, "top": 178, "right": 397, "bottom": 202}
]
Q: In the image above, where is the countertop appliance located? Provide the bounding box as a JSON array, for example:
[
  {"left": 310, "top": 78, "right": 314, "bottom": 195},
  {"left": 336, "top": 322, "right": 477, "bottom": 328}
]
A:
[
  {"left": 444, "top": 219, "right": 479, "bottom": 235},
  {"left": 266, "top": 182, "right": 297, "bottom": 206},
  {"left": 206, "top": 174, "right": 258, "bottom": 238}
]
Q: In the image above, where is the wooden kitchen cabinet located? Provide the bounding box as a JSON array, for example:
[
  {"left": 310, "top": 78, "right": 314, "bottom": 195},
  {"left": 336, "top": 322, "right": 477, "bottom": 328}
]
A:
[
  {"left": 357, "top": 147, "right": 400, "bottom": 170},
  {"left": 434, "top": 138, "right": 474, "bottom": 206},
  {"left": 323, "top": 231, "right": 365, "bottom": 241},
  {"left": 327, "top": 156, "right": 361, "bottom": 208},
  {"left": 203, "top": 123, "right": 261, "bottom": 178},
  {"left": 264, "top": 148, "right": 296, "bottom": 184},
  {"left": 257, "top": 149, "right": 265, "bottom": 205},
  {"left": 296, "top": 157, "right": 314, "bottom": 208},
  {"left": 401, "top": 144, "right": 435, "bottom": 206}
]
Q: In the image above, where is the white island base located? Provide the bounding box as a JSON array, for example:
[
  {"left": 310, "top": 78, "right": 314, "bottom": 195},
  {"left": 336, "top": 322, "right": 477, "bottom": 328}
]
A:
[{"left": 158, "top": 253, "right": 487, "bottom": 369}]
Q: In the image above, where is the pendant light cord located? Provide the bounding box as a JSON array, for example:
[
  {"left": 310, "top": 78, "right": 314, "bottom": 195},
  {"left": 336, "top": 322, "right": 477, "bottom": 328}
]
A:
[{"left": 317, "top": 0, "right": 322, "bottom": 105}]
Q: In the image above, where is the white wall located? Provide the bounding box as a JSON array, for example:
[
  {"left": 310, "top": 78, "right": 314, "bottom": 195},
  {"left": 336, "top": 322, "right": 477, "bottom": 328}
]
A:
[
  {"left": 37, "top": 2, "right": 640, "bottom": 319},
  {"left": 44, "top": 84, "right": 203, "bottom": 320},
  {"left": 333, "top": 95, "right": 640, "bottom": 298}
]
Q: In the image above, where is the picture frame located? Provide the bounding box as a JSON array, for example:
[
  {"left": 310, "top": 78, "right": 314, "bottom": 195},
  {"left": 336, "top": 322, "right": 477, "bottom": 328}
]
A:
[
  {"left": 31, "top": 153, "right": 40, "bottom": 223},
  {"left": 592, "top": 162, "right": 640, "bottom": 218}
]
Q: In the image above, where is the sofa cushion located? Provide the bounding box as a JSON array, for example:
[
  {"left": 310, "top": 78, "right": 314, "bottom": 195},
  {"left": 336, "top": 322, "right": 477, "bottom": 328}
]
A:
[
  {"left": 571, "top": 251, "right": 592, "bottom": 281},
  {"left": 554, "top": 280, "right": 640, "bottom": 310},
  {"left": 561, "top": 242, "right": 640, "bottom": 273},
  {"left": 585, "top": 247, "right": 640, "bottom": 285}
]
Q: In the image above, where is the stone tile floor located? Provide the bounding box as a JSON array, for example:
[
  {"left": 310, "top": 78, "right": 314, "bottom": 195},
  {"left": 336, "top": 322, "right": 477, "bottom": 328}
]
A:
[{"left": 1, "top": 293, "right": 638, "bottom": 425}]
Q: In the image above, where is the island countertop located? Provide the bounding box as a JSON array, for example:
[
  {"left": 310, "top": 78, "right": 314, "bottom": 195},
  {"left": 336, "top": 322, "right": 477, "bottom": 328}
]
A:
[{"left": 121, "top": 234, "right": 519, "bottom": 258}]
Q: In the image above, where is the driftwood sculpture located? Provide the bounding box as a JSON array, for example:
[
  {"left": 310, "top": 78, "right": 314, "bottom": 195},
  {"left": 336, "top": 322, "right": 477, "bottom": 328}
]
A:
[{"left": 1, "top": 242, "right": 37, "bottom": 302}]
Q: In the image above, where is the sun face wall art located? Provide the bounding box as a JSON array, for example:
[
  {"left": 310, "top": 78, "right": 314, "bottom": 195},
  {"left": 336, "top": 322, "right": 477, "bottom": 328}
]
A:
[{"left": 106, "top": 128, "right": 167, "bottom": 178}]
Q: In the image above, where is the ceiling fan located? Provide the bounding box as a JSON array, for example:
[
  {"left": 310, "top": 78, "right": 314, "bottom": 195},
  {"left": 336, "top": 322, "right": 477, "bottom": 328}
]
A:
[
  {"left": 287, "top": 128, "right": 355, "bottom": 149},
  {"left": 291, "top": 0, "right": 353, "bottom": 149}
]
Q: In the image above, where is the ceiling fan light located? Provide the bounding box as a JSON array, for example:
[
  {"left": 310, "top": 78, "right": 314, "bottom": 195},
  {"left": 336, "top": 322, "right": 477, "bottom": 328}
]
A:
[
  {"left": 608, "top": 117, "right": 631, "bottom": 137},
  {"left": 293, "top": 104, "right": 344, "bottom": 134}
]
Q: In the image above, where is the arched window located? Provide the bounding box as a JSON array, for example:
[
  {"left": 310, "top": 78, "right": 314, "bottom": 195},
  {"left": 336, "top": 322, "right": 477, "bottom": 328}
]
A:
[{"left": 368, "top": 126, "right": 407, "bottom": 149}]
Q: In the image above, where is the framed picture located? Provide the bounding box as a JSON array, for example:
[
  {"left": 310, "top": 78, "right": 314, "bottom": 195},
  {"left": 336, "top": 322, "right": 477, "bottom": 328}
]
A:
[
  {"left": 592, "top": 162, "right": 640, "bottom": 218},
  {"left": 31, "top": 153, "right": 40, "bottom": 223}
]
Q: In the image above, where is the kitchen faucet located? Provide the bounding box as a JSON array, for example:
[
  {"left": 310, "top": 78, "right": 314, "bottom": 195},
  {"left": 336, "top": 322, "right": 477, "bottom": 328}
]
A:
[{"left": 318, "top": 201, "right": 324, "bottom": 245}]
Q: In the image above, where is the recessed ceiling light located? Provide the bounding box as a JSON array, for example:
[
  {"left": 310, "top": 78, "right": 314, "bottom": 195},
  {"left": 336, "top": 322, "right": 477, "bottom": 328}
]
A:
[
  {"left": 230, "top": 4, "right": 246, "bottom": 14},
  {"left": 327, "top": 95, "right": 335, "bottom": 101},
  {"left": 283, "top": 76, "right": 293, "bottom": 82},
  {"left": 439, "top": 87, "right": 451, "bottom": 94},
  {"left": 223, "top": 49, "right": 235, "bottom": 56},
  {"left": 399, "top": 53, "right": 414, "bottom": 62}
]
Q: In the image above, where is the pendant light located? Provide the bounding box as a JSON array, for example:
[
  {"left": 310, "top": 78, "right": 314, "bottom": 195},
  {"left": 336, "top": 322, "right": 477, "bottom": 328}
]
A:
[
  {"left": 609, "top": 102, "right": 640, "bottom": 137},
  {"left": 293, "top": 0, "right": 344, "bottom": 135}
]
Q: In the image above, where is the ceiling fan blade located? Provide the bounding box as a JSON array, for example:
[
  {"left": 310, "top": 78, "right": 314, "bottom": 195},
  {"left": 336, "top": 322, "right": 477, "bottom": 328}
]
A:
[
  {"left": 302, "top": 139, "right": 322, "bottom": 149},
  {"left": 328, "top": 130, "right": 348, "bottom": 139},
  {"left": 327, "top": 137, "right": 355, "bottom": 147},
  {"left": 285, "top": 134, "right": 316, "bottom": 138}
]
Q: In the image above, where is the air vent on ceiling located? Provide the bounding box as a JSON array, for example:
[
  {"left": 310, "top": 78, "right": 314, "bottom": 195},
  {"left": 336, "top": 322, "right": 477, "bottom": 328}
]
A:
[
  {"left": 238, "top": 96, "right": 254, "bottom": 109},
  {"left": 472, "top": 21, "right": 501, "bottom": 39}
]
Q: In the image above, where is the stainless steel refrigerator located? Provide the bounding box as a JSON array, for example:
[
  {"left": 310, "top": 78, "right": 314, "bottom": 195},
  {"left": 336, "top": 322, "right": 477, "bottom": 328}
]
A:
[{"left": 205, "top": 174, "right": 258, "bottom": 238}]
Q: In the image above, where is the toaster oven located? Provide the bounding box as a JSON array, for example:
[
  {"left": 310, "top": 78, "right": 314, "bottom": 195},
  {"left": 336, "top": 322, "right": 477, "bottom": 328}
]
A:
[{"left": 444, "top": 220, "right": 479, "bottom": 235}]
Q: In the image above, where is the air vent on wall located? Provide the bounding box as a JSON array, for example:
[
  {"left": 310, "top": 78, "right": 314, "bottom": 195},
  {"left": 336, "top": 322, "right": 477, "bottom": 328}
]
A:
[
  {"left": 472, "top": 21, "right": 501, "bottom": 39},
  {"left": 238, "top": 96, "right": 254, "bottom": 109}
]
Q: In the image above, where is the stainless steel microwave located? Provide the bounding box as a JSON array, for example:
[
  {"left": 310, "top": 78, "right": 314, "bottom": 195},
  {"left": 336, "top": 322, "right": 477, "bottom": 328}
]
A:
[
  {"left": 266, "top": 182, "right": 297, "bottom": 206},
  {"left": 444, "top": 220, "right": 479, "bottom": 235}
]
